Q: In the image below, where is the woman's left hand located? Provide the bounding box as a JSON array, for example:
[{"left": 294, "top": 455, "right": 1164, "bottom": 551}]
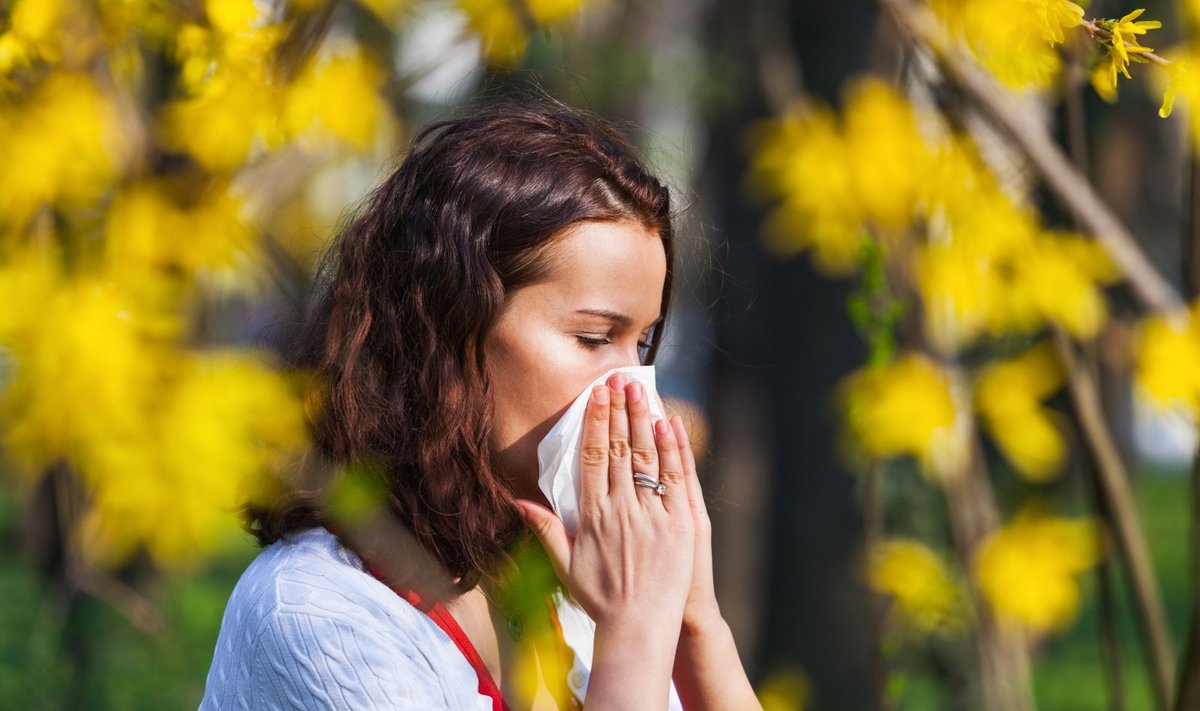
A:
[{"left": 665, "top": 414, "right": 722, "bottom": 634}]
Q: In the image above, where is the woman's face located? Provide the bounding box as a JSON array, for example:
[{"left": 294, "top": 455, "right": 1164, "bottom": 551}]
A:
[{"left": 484, "top": 219, "right": 667, "bottom": 503}]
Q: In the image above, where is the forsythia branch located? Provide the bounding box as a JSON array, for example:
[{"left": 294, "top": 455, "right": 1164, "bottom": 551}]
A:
[{"left": 879, "top": 0, "right": 1185, "bottom": 317}]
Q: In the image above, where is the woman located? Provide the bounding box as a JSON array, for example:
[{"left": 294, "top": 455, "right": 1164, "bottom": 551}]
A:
[{"left": 199, "top": 101, "right": 761, "bottom": 710}]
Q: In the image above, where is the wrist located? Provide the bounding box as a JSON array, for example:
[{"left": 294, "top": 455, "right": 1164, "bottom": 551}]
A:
[
  {"left": 680, "top": 602, "right": 726, "bottom": 640},
  {"left": 596, "top": 611, "right": 684, "bottom": 654},
  {"left": 591, "top": 617, "right": 681, "bottom": 703}
]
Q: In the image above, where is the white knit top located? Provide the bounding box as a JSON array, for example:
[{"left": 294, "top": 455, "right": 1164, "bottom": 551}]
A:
[{"left": 198, "top": 526, "right": 684, "bottom": 710}]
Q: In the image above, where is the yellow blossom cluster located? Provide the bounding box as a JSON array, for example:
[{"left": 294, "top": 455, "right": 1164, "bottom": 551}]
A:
[
  {"left": 757, "top": 667, "right": 811, "bottom": 711},
  {"left": 973, "top": 342, "right": 1067, "bottom": 482},
  {"left": 458, "top": 0, "right": 584, "bottom": 65},
  {"left": 0, "top": 247, "right": 308, "bottom": 567},
  {"left": 930, "top": 0, "right": 1084, "bottom": 90},
  {"left": 1134, "top": 303, "right": 1200, "bottom": 418},
  {"left": 751, "top": 79, "right": 1119, "bottom": 355},
  {"left": 1090, "top": 9, "right": 1163, "bottom": 102},
  {"left": 839, "top": 353, "right": 970, "bottom": 482},
  {"left": 975, "top": 505, "right": 1103, "bottom": 634},
  {"left": 0, "top": 0, "right": 604, "bottom": 571},
  {"left": 1153, "top": 48, "right": 1200, "bottom": 154},
  {"left": 917, "top": 142, "right": 1119, "bottom": 354},
  {"left": 868, "top": 539, "right": 965, "bottom": 636},
  {"left": 162, "top": 1, "right": 394, "bottom": 171},
  {"left": 0, "top": 72, "right": 131, "bottom": 228},
  {"left": 840, "top": 342, "right": 1072, "bottom": 484},
  {"left": 748, "top": 79, "right": 930, "bottom": 275},
  {"left": 105, "top": 179, "right": 256, "bottom": 281}
]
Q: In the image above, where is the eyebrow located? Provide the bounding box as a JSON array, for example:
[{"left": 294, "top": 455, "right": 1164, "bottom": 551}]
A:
[{"left": 573, "top": 308, "right": 664, "bottom": 329}]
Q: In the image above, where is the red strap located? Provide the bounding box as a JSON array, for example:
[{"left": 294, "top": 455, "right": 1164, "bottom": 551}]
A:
[{"left": 363, "top": 563, "right": 511, "bottom": 711}]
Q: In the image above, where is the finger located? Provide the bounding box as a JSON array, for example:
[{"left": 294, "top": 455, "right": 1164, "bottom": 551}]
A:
[
  {"left": 625, "top": 380, "right": 660, "bottom": 504},
  {"left": 653, "top": 418, "right": 685, "bottom": 513},
  {"left": 606, "top": 373, "right": 634, "bottom": 498},
  {"left": 578, "top": 384, "right": 610, "bottom": 508},
  {"left": 670, "top": 415, "right": 709, "bottom": 518},
  {"left": 514, "top": 499, "right": 571, "bottom": 580}
]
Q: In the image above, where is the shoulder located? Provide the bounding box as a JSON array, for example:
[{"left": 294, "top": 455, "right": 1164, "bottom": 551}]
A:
[{"left": 199, "top": 527, "right": 489, "bottom": 711}]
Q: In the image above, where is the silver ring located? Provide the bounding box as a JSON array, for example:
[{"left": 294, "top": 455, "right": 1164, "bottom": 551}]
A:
[{"left": 632, "top": 472, "right": 667, "bottom": 496}]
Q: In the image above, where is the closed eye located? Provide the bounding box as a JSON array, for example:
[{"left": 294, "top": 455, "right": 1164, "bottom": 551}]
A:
[{"left": 575, "top": 335, "right": 653, "bottom": 350}]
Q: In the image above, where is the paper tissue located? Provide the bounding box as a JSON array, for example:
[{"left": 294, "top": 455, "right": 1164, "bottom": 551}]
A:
[
  {"left": 536, "top": 365, "right": 667, "bottom": 537},
  {"left": 535, "top": 364, "right": 685, "bottom": 709}
]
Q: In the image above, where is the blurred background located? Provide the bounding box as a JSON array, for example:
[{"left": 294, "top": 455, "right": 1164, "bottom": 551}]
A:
[{"left": 1, "top": 0, "right": 1198, "bottom": 709}]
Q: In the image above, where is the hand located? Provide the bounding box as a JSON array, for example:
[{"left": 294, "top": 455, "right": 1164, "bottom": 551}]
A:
[
  {"left": 666, "top": 414, "right": 722, "bottom": 635},
  {"left": 514, "top": 373, "right": 695, "bottom": 631}
]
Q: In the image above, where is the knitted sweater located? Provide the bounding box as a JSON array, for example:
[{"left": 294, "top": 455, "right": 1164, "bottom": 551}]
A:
[{"left": 197, "top": 527, "right": 685, "bottom": 710}]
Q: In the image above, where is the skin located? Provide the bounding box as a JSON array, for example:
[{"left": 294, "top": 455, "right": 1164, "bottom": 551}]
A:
[
  {"left": 484, "top": 218, "right": 667, "bottom": 504},
  {"left": 468, "top": 218, "right": 761, "bottom": 709}
]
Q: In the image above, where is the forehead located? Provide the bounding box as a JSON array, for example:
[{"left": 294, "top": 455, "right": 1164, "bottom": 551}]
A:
[{"left": 537, "top": 220, "right": 667, "bottom": 320}]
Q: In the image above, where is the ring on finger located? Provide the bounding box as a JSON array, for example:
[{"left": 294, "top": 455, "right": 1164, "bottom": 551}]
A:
[{"left": 632, "top": 471, "right": 667, "bottom": 496}]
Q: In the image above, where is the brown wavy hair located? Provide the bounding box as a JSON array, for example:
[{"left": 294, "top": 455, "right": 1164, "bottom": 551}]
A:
[{"left": 247, "top": 102, "right": 675, "bottom": 589}]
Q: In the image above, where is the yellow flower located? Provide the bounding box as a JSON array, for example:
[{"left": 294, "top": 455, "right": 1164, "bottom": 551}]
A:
[
  {"left": 0, "top": 73, "right": 129, "bottom": 226},
  {"left": 0, "top": 245, "right": 59, "bottom": 342},
  {"left": 974, "top": 342, "right": 1066, "bottom": 481},
  {"left": 1091, "top": 8, "right": 1160, "bottom": 102},
  {"left": 104, "top": 180, "right": 257, "bottom": 279},
  {"left": 1090, "top": 52, "right": 1120, "bottom": 103},
  {"left": 206, "top": 0, "right": 261, "bottom": 35},
  {"left": 285, "top": 49, "right": 390, "bottom": 150},
  {"left": 357, "top": 0, "right": 408, "bottom": 23},
  {"left": 840, "top": 354, "right": 969, "bottom": 481},
  {"left": 920, "top": 135, "right": 993, "bottom": 217},
  {"left": 916, "top": 242, "right": 1002, "bottom": 354},
  {"left": 456, "top": 0, "right": 582, "bottom": 65},
  {"left": 527, "top": 0, "right": 582, "bottom": 24},
  {"left": 1004, "top": 232, "right": 1113, "bottom": 340},
  {"left": 868, "top": 539, "right": 965, "bottom": 635},
  {"left": 1134, "top": 308, "right": 1200, "bottom": 415},
  {"left": 758, "top": 667, "right": 811, "bottom": 711},
  {"left": 916, "top": 178, "right": 1041, "bottom": 353},
  {"left": 75, "top": 351, "right": 308, "bottom": 567},
  {"left": 1155, "top": 48, "right": 1200, "bottom": 137},
  {"left": 916, "top": 179, "right": 1115, "bottom": 351},
  {"left": 749, "top": 105, "right": 863, "bottom": 275},
  {"left": 0, "top": 277, "right": 170, "bottom": 480},
  {"left": 1107, "top": 9, "right": 1159, "bottom": 67},
  {"left": 162, "top": 70, "right": 283, "bottom": 170},
  {"left": 160, "top": 25, "right": 287, "bottom": 170},
  {"left": 842, "top": 79, "right": 930, "bottom": 231},
  {"left": 976, "top": 505, "right": 1103, "bottom": 634},
  {"left": 931, "top": 0, "right": 1084, "bottom": 89}
]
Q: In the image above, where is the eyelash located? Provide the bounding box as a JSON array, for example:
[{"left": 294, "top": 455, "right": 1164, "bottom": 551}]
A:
[{"left": 576, "top": 335, "right": 652, "bottom": 351}]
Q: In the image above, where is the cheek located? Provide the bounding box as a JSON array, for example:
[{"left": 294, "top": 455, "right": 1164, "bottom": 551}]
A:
[{"left": 491, "top": 334, "right": 605, "bottom": 440}]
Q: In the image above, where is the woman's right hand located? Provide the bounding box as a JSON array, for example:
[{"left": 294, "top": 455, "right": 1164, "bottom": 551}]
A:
[{"left": 513, "top": 371, "right": 695, "bottom": 632}]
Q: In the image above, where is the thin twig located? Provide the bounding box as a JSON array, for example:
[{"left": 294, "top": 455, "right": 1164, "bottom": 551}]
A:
[
  {"left": 878, "top": 0, "right": 1184, "bottom": 317},
  {"left": 1063, "top": 51, "right": 1128, "bottom": 708},
  {"left": 72, "top": 569, "right": 165, "bottom": 635},
  {"left": 1054, "top": 330, "right": 1175, "bottom": 711},
  {"left": 1171, "top": 134, "right": 1200, "bottom": 711},
  {"left": 942, "top": 432, "right": 1035, "bottom": 711},
  {"left": 1080, "top": 19, "right": 1171, "bottom": 67},
  {"left": 51, "top": 462, "right": 165, "bottom": 635}
]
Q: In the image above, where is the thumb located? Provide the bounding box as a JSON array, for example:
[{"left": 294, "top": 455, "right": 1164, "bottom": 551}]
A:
[{"left": 513, "top": 499, "right": 571, "bottom": 577}]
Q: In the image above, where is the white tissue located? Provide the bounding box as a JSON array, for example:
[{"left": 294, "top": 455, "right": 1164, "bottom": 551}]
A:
[{"left": 536, "top": 365, "right": 666, "bottom": 536}]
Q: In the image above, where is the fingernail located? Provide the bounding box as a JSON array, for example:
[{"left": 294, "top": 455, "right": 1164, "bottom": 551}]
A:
[
  {"left": 628, "top": 382, "right": 643, "bottom": 402},
  {"left": 593, "top": 385, "right": 609, "bottom": 405},
  {"left": 610, "top": 373, "right": 626, "bottom": 392},
  {"left": 654, "top": 419, "right": 668, "bottom": 437}
]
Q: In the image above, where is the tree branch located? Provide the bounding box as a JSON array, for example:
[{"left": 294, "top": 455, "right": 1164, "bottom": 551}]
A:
[
  {"left": 1054, "top": 330, "right": 1175, "bottom": 711},
  {"left": 877, "top": 0, "right": 1184, "bottom": 316}
]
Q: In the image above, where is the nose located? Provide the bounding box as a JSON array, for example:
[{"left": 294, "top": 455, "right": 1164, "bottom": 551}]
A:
[{"left": 616, "top": 343, "right": 642, "bottom": 369}]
